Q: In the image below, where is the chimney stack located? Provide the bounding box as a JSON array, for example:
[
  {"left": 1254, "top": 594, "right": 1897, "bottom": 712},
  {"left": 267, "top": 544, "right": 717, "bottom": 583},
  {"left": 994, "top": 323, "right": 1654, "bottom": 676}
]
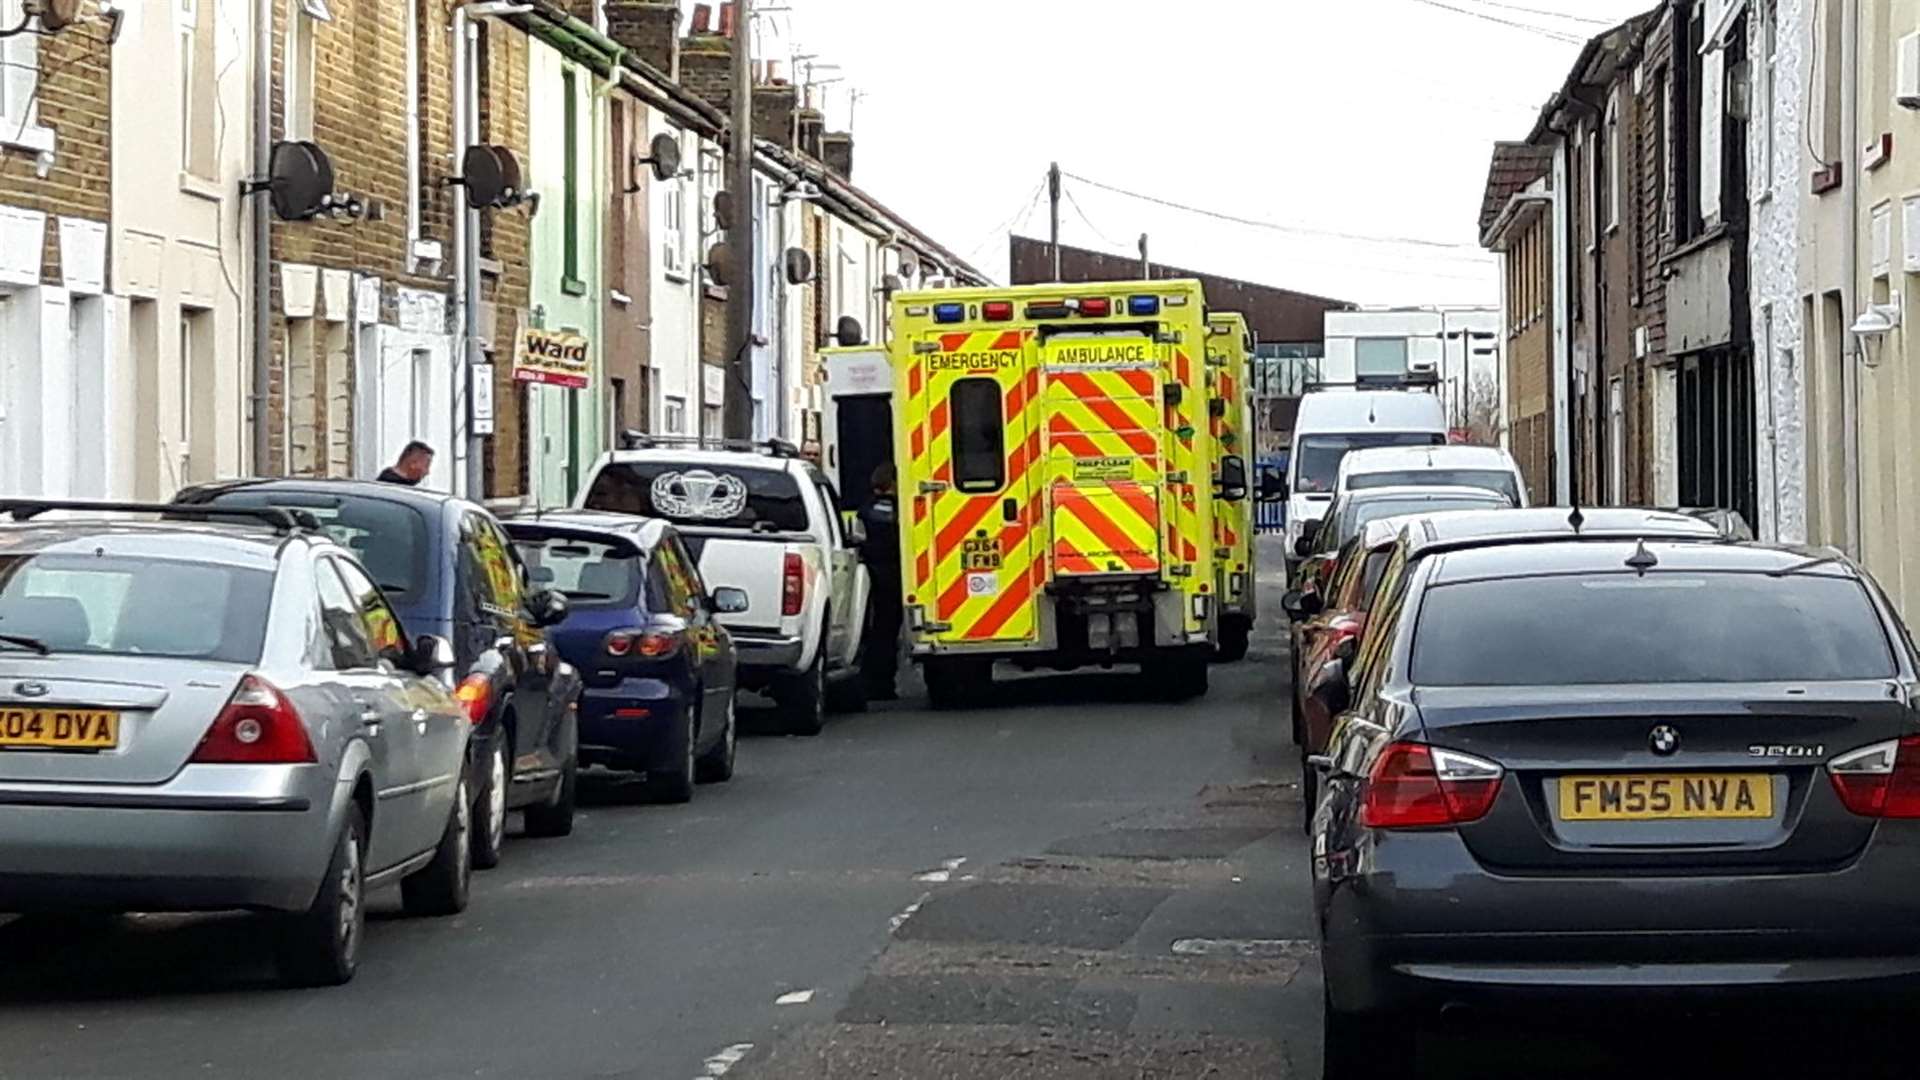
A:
[
  {"left": 605, "top": 1, "right": 684, "bottom": 79},
  {"left": 820, "top": 130, "right": 853, "bottom": 180},
  {"left": 679, "top": 9, "right": 734, "bottom": 112}
]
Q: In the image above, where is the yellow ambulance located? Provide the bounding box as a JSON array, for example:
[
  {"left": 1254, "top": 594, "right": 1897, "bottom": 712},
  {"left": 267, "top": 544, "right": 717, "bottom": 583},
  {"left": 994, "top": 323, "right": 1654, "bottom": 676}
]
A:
[
  {"left": 889, "top": 280, "right": 1246, "bottom": 707},
  {"left": 1207, "top": 312, "right": 1257, "bottom": 661}
]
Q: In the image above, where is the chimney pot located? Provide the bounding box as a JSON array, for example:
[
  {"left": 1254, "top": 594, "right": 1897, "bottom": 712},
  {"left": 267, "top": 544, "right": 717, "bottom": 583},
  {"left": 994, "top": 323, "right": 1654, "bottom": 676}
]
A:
[
  {"left": 718, "top": 1, "right": 735, "bottom": 38},
  {"left": 691, "top": 2, "right": 711, "bottom": 33}
]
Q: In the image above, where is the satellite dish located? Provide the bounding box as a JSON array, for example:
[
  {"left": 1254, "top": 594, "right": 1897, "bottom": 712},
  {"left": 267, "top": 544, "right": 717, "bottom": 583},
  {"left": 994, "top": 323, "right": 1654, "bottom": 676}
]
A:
[
  {"left": 880, "top": 273, "right": 904, "bottom": 295},
  {"left": 641, "top": 133, "right": 682, "bottom": 182},
  {"left": 704, "top": 242, "right": 731, "bottom": 287},
  {"left": 835, "top": 316, "right": 866, "bottom": 347},
  {"left": 462, "top": 146, "right": 506, "bottom": 209},
  {"left": 783, "top": 247, "right": 814, "bottom": 285},
  {"left": 713, "top": 190, "right": 735, "bottom": 232},
  {"left": 493, "top": 146, "right": 524, "bottom": 203},
  {"left": 898, "top": 252, "right": 921, "bottom": 280},
  {"left": 34, "top": 0, "right": 82, "bottom": 31},
  {"left": 267, "top": 141, "right": 335, "bottom": 222}
]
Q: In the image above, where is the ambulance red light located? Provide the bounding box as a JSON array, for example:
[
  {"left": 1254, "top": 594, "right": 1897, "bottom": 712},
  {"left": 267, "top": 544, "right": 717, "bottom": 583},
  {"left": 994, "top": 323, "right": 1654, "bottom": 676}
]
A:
[
  {"left": 1079, "top": 298, "right": 1111, "bottom": 317},
  {"left": 983, "top": 301, "right": 1015, "bottom": 321}
]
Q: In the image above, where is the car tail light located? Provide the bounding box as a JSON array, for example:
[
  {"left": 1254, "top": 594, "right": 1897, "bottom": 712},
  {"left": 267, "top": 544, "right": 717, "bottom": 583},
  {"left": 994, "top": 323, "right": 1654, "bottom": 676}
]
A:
[
  {"left": 191, "top": 675, "right": 316, "bottom": 764},
  {"left": 454, "top": 673, "right": 492, "bottom": 725},
  {"left": 1359, "top": 742, "right": 1504, "bottom": 829},
  {"left": 606, "top": 630, "right": 677, "bottom": 657},
  {"left": 982, "top": 301, "right": 1014, "bottom": 321},
  {"left": 1828, "top": 737, "right": 1920, "bottom": 818},
  {"left": 783, "top": 552, "right": 806, "bottom": 616}
]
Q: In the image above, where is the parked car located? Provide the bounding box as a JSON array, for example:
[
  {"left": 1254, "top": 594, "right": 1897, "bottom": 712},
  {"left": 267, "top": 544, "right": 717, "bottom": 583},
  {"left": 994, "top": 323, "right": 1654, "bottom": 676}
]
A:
[
  {"left": 174, "top": 480, "right": 581, "bottom": 869},
  {"left": 1281, "top": 389, "right": 1446, "bottom": 572},
  {"left": 504, "top": 512, "right": 746, "bottom": 803},
  {"left": 0, "top": 500, "right": 471, "bottom": 987},
  {"left": 1309, "top": 510, "right": 1903, "bottom": 1071},
  {"left": 575, "top": 437, "right": 869, "bottom": 735},
  {"left": 1330, "top": 443, "right": 1529, "bottom": 507}
]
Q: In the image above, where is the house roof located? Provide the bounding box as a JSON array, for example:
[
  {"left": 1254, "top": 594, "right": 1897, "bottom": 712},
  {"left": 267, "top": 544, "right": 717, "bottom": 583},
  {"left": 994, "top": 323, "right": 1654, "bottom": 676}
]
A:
[
  {"left": 1477, "top": 142, "right": 1554, "bottom": 242},
  {"left": 1524, "top": 8, "right": 1662, "bottom": 146}
]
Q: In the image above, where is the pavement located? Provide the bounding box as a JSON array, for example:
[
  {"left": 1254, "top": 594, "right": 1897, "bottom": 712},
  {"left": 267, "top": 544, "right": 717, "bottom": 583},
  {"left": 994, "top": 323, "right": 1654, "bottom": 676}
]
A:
[{"left": 0, "top": 537, "right": 1908, "bottom": 1079}]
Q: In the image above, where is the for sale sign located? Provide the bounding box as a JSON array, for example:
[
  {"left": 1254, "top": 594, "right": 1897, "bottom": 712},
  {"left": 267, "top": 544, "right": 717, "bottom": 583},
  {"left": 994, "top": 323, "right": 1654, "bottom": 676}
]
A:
[{"left": 514, "top": 327, "right": 591, "bottom": 390}]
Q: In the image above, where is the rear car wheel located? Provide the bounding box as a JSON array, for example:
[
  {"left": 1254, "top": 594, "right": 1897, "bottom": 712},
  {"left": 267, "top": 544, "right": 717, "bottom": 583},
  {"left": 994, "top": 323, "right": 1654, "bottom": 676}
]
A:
[
  {"left": 402, "top": 778, "right": 473, "bottom": 916},
  {"left": 1216, "top": 615, "right": 1252, "bottom": 662},
  {"left": 1321, "top": 995, "right": 1410, "bottom": 1079},
  {"left": 523, "top": 753, "right": 577, "bottom": 838},
  {"left": 275, "top": 806, "right": 365, "bottom": 988},
  {"left": 776, "top": 651, "right": 827, "bottom": 736},
  {"left": 647, "top": 702, "right": 697, "bottom": 804},
  {"left": 471, "top": 735, "right": 510, "bottom": 870},
  {"left": 696, "top": 694, "right": 737, "bottom": 783},
  {"left": 924, "top": 657, "right": 989, "bottom": 711}
]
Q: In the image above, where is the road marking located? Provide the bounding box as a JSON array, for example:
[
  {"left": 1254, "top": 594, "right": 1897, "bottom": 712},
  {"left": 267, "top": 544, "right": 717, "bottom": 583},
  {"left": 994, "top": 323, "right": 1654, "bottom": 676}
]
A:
[
  {"left": 889, "top": 890, "right": 933, "bottom": 933},
  {"left": 774, "top": 989, "right": 815, "bottom": 1005},
  {"left": 695, "top": 1042, "right": 754, "bottom": 1078},
  {"left": 913, "top": 856, "right": 967, "bottom": 883},
  {"left": 1170, "top": 937, "right": 1318, "bottom": 958}
]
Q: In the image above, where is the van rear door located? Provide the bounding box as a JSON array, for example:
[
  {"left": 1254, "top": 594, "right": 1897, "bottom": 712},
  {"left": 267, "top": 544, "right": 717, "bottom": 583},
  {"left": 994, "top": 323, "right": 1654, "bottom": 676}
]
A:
[
  {"left": 1038, "top": 333, "right": 1164, "bottom": 578},
  {"left": 909, "top": 329, "right": 1041, "bottom": 644}
]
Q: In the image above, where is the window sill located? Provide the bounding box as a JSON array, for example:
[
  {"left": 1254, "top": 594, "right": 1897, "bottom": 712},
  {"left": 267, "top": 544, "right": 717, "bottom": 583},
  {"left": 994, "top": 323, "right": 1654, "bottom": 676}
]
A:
[
  {"left": 664, "top": 269, "right": 691, "bottom": 285},
  {"left": 0, "top": 119, "right": 55, "bottom": 157},
  {"left": 561, "top": 276, "right": 588, "bottom": 297},
  {"left": 179, "top": 172, "right": 222, "bottom": 202},
  {"left": 478, "top": 257, "right": 504, "bottom": 279}
]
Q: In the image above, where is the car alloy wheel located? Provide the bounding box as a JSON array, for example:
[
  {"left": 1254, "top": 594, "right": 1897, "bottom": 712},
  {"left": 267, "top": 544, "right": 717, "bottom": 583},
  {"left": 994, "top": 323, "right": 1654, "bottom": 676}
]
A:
[
  {"left": 336, "top": 828, "right": 364, "bottom": 968},
  {"left": 486, "top": 743, "right": 507, "bottom": 849}
]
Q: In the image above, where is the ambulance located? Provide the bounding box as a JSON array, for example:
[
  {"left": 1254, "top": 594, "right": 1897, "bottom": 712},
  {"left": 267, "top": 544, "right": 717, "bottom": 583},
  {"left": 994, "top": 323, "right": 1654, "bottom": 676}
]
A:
[
  {"left": 887, "top": 280, "right": 1244, "bottom": 707},
  {"left": 1206, "top": 312, "right": 1257, "bottom": 661}
]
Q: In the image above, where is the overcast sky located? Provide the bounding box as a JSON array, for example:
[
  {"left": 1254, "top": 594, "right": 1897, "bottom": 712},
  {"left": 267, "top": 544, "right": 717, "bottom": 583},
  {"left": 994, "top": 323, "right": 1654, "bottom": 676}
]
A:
[{"left": 752, "top": 0, "right": 1655, "bottom": 308}]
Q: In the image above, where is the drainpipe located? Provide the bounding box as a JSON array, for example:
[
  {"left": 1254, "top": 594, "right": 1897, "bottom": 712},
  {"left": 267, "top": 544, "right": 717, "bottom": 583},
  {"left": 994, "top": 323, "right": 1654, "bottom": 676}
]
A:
[
  {"left": 1548, "top": 121, "right": 1574, "bottom": 504},
  {"left": 250, "top": 0, "right": 274, "bottom": 475},
  {"left": 452, "top": 4, "right": 478, "bottom": 498},
  {"left": 1841, "top": 0, "right": 1863, "bottom": 560},
  {"left": 774, "top": 189, "right": 789, "bottom": 441}
]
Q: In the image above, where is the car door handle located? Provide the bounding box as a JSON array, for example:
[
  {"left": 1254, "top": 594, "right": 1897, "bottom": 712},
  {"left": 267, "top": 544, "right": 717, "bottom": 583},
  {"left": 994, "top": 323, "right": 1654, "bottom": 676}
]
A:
[
  {"left": 1002, "top": 498, "right": 1018, "bottom": 523},
  {"left": 412, "top": 708, "right": 429, "bottom": 734}
]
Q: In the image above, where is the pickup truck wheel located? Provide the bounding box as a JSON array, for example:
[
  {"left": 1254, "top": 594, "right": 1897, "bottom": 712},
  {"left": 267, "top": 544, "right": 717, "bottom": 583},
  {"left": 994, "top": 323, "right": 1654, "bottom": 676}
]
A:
[{"left": 775, "top": 652, "right": 827, "bottom": 736}]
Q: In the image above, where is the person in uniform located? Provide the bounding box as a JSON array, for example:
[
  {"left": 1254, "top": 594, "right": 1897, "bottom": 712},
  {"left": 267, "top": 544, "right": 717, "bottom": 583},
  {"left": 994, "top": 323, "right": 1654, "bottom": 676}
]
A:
[{"left": 857, "top": 463, "right": 903, "bottom": 701}]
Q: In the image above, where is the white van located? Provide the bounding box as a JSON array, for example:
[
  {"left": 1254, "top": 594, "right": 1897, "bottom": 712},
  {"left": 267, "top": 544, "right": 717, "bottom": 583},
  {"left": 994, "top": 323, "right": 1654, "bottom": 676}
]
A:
[
  {"left": 1333, "top": 444, "right": 1529, "bottom": 507},
  {"left": 1280, "top": 390, "right": 1446, "bottom": 568}
]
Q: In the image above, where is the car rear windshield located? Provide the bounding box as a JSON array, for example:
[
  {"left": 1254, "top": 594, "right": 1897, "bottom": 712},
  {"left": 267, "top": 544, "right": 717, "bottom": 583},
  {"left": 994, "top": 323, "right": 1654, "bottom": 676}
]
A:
[
  {"left": 1335, "top": 493, "right": 1511, "bottom": 545},
  {"left": 1294, "top": 433, "right": 1444, "bottom": 494},
  {"left": 0, "top": 553, "right": 273, "bottom": 664},
  {"left": 191, "top": 491, "right": 429, "bottom": 598},
  {"left": 1347, "top": 468, "right": 1520, "bottom": 503},
  {"left": 583, "top": 462, "right": 809, "bottom": 533},
  {"left": 1411, "top": 572, "right": 1897, "bottom": 685},
  {"left": 512, "top": 535, "right": 641, "bottom": 608}
]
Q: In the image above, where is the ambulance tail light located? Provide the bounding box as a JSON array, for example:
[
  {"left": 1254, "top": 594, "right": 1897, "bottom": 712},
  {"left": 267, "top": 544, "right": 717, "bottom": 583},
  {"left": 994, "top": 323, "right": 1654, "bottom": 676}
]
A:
[
  {"left": 1079, "top": 297, "right": 1112, "bottom": 317},
  {"left": 933, "top": 303, "right": 966, "bottom": 324},
  {"left": 982, "top": 301, "right": 1015, "bottom": 321},
  {"left": 1128, "top": 295, "right": 1161, "bottom": 316}
]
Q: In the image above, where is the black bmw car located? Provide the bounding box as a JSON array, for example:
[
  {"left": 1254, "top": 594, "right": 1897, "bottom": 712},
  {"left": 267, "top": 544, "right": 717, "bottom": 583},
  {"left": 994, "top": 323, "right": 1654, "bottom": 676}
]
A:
[{"left": 1309, "top": 520, "right": 1920, "bottom": 1074}]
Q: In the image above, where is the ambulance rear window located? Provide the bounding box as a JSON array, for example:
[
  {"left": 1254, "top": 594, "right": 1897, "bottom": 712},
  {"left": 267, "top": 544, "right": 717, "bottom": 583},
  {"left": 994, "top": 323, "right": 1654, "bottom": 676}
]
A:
[{"left": 950, "top": 378, "right": 1005, "bottom": 492}]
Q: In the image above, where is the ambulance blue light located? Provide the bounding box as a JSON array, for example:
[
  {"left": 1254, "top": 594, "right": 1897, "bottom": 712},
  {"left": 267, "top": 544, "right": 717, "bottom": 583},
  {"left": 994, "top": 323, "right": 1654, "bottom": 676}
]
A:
[
  {"left": 1128, "top": 295, "right": 1160, "bottom": 316},
  {"left": 933, "top": 303, "right": 966, "bottom": 323}
]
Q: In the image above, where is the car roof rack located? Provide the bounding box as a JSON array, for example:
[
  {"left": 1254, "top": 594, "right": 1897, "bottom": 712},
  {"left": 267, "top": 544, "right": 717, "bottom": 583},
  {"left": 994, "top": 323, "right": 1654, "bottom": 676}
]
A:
[
  {"left": 616, "top": 432, "right": 802, "bottom": 459},
  {"left": 1303, "top": 370, "right": 1442, "bottom": 392},
  {"left": 0, "top": 499, "right": 319, "bottom": 534}
]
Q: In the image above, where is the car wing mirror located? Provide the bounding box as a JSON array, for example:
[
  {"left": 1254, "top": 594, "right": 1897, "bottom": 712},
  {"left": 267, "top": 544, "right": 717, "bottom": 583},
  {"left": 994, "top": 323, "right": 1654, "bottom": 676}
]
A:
[
  {"left": 412, "top": 634, "right": 456, "bottom": 677},
  {"left": 531, "top": 588, "right": 570, "bottom": 627}
]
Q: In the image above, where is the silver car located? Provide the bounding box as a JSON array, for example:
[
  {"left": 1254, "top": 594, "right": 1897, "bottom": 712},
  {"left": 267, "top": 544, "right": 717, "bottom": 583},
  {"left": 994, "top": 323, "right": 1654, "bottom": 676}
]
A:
[{"left": 0, "top": 501, "right": 473, "bottom": 986}]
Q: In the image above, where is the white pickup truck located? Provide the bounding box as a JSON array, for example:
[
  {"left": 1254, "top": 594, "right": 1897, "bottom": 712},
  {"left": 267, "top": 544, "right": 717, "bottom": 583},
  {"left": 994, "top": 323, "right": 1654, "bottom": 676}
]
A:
[{"left": 574, "top": 440, "right": 870, "bottom": 734}]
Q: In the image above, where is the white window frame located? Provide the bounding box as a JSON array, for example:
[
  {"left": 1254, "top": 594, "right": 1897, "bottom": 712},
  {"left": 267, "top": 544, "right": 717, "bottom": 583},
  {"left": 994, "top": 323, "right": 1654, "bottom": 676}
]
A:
[
  {"left": 662, "top": 130, "right": 687, "bottom": 279},
  {"left": 284, "top": 3, "right": 328, "bottom": 143},
  {"left": 1604, "top": 90, "right": 1621, "bottom": 233},
  {"left": 0, "top": 0, "right": 53, "bottom": 155},
  {"left": 405, "top": 0, "right": 425, "bottom": 268},
  {"left": 664, "top": 395, "right": 687, "bottom": 434},
  {"left": 1755, "top": 0, "right": 1776, "bottom": 199}
]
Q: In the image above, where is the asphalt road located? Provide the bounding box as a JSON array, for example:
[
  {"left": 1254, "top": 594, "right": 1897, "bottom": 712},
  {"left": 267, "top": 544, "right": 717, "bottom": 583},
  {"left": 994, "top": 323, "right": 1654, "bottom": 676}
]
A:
[{"left": 0, "top": 541, "right": 1909, "bottom": 1079}]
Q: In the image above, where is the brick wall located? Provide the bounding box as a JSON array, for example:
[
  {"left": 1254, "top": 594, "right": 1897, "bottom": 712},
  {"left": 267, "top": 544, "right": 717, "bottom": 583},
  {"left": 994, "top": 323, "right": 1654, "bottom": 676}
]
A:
[
  {"left": 604, "top": 95, "right": 652, "bottom": 439},
  {"left": 754, "top": 85, "right": 796, "bottom": 150},
  {"left": 679, "top": 34, "right": 731, "bottom": 113},
  {"left": 820, "top": 132, "right": 852, "bottom": 179},
  {"left": 481, "top": 25, "right": 532, "bottom": 497},
  {"left": 0, "top": 4, "right": 113, "bottom": 283},
  {"left": 607, "top": 1, "right": 681, "bottom": 78}
]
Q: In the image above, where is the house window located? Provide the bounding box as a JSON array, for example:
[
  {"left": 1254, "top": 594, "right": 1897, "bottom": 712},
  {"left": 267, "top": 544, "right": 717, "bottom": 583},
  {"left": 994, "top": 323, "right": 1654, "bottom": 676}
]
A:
[
  {"left": 665, "top": 395, "right": 687, "bottom": 434},
  {"left": 702, "top": 402, "right": 722, "bottom": 438},
  {"left": 662, "top": 130, "right": 688, "bottom": 279},
  {"left": 178, "top": 0, "right": 216, "bottom": 178},
  {"left": 1655, "top": 70, "right": 1670, "bottom": 236},
  {"left": 0, "top": 0, "right": 51, "bottom": 154},
  {"left": 950, "top": 378, "right": 1006, "bottom": 492},
  {"left": 1756, "top": 0, "right": 1776, "bottom": 197},
  {"left": 562, "top": 69, "right": 584, "bottom": 295},
  {"left": 284, "top": 2, "right": 330, "bottom": 142},
  {"left": 1355, "top": 338, "right": 1408, "bottom": 381},
  {"left": 1604, "top": 90, "right": 1620, "bottom": 233}
]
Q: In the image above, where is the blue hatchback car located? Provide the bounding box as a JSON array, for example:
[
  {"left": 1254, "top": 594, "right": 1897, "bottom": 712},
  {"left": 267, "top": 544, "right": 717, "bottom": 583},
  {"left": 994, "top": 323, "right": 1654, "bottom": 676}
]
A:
[{"left": 503, "top": 512, "right": 744, "bottom": 803}]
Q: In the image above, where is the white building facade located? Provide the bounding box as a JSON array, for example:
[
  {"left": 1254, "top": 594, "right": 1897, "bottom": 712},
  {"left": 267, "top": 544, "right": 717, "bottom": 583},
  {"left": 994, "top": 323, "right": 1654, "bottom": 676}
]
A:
[{"left": 1749, "top": 0, "right": 1807, "bottom": 543}]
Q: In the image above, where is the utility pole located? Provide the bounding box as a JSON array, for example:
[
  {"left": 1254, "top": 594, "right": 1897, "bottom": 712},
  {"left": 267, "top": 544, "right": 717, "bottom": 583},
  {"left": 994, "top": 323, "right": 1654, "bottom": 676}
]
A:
[
  {"left": 724, "top": 0, "right": 756, "bottom": 440},
  {"left": 1048, "top": 161, "right": 1062, "bottom": 281},
  {"left": 1138, "top": 233, "right": 1150, "bottom": 278}
]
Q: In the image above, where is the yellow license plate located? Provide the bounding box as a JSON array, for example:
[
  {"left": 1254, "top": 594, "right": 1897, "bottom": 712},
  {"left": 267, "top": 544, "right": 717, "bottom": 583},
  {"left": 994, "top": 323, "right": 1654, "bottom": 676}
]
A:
[
  {"left": 1558, "top": 773, "right": 1773, "bottom": 821},
  {"left": 0, "top": 708, "right": 120, "bottom": 751}
]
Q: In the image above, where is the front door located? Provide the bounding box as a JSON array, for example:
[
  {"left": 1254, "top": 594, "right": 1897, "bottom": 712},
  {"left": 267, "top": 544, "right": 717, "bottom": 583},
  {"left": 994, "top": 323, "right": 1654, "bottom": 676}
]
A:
[{"left": 911, "top": 329, "right": 1040, "bottom": 645}]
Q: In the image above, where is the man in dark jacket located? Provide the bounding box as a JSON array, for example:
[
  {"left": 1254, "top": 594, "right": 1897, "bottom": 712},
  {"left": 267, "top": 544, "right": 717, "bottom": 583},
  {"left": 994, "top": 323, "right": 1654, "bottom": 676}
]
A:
[
  {"left": 858, "top": 463, "right": 903, "bottom": 701},
  {"left": 377, "top": 441, "right": 434, "bottom": 486}
]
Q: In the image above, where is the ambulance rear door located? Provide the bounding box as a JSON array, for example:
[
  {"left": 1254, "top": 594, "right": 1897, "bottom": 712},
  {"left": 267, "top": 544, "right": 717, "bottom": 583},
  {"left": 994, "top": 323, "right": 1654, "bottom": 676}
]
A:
[
  {"left": 907, "top": 328, "right": 1042, "bottom": 645},
  {"left": 1038, "top": 332, "right": 1165, "bottom": 579}
]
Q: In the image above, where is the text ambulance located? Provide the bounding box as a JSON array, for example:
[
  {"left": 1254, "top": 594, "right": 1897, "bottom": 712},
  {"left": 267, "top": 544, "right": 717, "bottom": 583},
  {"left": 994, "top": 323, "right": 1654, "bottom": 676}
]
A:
[{"left": 888, "top": 281, "right": 1244, "bottom": 707}]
